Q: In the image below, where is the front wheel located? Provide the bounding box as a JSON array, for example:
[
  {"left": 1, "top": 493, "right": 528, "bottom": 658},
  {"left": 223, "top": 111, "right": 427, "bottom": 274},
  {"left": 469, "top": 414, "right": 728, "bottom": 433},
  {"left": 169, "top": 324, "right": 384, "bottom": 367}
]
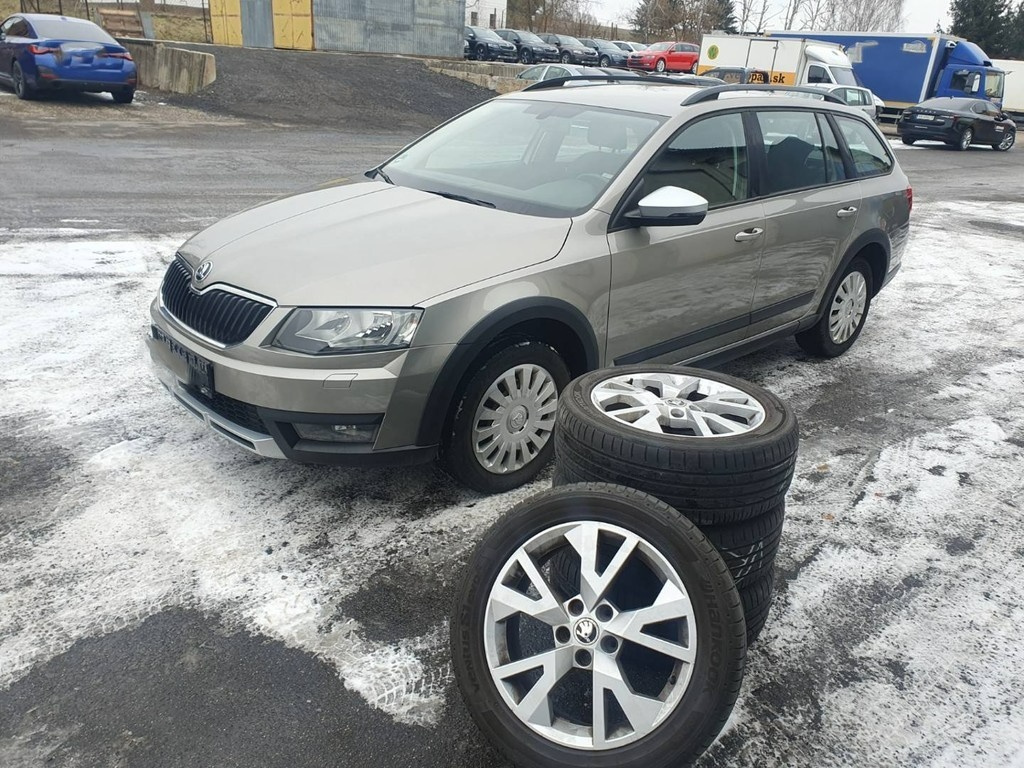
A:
[
  {"left": 655, "top": 59, "right": 666, "bottom": 73},
  {"left": 443, "top": 340, "right": 569, "bottom": 493},
  {"left": 519, "top": 49, "right": 533, "bottom": 65},
  {"left": 451, "top": 484, "right": 746, "bottom": 767},
  {"left": 112, "top": 87, "right": 135, "bottom": 104},
  {"left": 599, "top": 55, "right": 610, "bottom": 68},
  {"left": 560, "top": 51, "right": 572, "bottom": 64},
  {"left": 795, "top": 257, "right": 873, "bottom": 357},
  {"left": 901, "top": 136, "right": 916, "bottom": 145},
  {"left": 689, "top": 61, "right": 698, "bottom": 74},
  {"left": 12, "top": 61, "right": 33, "bottom": 100},
  {"left": 958, "top": 127, "right": 974, "bottom": 151},
  {"left": 476, "top": 43, "right": 489, "bottom": 61},
  {"left": 993, "top": 131, "right": 1015, "bottom": 152}
]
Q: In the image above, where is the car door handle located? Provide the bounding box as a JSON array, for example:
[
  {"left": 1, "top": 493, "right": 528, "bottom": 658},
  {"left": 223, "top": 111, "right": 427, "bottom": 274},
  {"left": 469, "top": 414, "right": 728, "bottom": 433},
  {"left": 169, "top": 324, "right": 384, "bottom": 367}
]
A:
[
  {"left": 734, "top": 228, "right": 764, "bottom": 242},
  {"left": 836, "top": 207, "right": 858, "bottom": 218}
]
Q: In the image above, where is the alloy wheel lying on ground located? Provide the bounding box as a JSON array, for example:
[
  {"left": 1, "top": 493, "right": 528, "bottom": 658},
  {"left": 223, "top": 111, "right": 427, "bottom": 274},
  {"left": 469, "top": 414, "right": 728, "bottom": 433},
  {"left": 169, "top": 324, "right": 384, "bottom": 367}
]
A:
[
  {"left": 554, "top": 365, "right": 799, "bottom": 526},
  {"left": 451, "top": 484, "right": 746, "bottom": 768}
]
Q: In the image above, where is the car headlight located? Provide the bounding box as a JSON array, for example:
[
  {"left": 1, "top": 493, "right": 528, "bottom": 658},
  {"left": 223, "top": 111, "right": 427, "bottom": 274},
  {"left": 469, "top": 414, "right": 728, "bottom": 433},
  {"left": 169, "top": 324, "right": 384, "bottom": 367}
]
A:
[{"left": 272, "top": 308, "right": 422, "bottom": 354}]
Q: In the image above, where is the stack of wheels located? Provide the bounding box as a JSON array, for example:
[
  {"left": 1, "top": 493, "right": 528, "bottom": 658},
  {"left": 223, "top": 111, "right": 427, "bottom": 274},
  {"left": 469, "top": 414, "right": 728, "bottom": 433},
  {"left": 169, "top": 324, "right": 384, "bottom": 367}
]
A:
[
  {"left": 451, "top": 485, "right": 746, "bottom": 768},
  {"left": 552, "top": 365, "right": 798, "bottom": 645}
]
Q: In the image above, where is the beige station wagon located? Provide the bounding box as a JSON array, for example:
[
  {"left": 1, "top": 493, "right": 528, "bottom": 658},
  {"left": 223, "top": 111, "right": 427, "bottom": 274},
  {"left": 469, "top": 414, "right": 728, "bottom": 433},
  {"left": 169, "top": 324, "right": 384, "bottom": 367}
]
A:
[{"left": 147, "top": 82, "right": 912, "bottom": 493}]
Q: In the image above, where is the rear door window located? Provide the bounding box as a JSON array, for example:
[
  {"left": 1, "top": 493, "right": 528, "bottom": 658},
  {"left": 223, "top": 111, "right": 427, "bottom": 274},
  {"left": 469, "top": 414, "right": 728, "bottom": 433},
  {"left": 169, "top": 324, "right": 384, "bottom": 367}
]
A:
[
  {"left": 755, "top": 110, "right": 828, "bottom": 194},
  {"left": 833, "top": 116, "right": 893, "bottom": 178}
]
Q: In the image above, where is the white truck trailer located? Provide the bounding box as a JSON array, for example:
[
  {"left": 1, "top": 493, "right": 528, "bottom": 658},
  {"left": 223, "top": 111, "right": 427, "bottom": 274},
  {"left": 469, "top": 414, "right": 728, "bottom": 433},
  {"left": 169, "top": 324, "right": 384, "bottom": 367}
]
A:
[
  {"left": 698, "top": 34, "right": 858, "bottom": 87},
  {"left": 991, "top": 59, "right": 1024, "bottom": 121}
]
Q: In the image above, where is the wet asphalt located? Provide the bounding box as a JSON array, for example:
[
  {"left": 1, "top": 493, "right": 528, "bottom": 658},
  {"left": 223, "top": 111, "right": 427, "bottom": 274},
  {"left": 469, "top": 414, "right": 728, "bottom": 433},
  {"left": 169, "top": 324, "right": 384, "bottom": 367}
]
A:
[{"left": 2, "top": 69, "right": 1024, "bottom": 768}]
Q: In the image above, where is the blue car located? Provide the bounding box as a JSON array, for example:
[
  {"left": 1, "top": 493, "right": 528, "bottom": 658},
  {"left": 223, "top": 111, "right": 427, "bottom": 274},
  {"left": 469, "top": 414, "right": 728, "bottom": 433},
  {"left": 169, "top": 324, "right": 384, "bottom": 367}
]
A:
[{"left": 0, "top": 13, "right": 138, "bottom": 103}]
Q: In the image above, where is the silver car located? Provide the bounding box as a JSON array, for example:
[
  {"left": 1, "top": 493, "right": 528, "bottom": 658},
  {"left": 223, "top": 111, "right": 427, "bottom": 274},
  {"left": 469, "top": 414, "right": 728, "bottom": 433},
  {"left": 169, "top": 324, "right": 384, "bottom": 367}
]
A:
[{"left": 147, "top": 82, "right": 911, "bottom": 492}]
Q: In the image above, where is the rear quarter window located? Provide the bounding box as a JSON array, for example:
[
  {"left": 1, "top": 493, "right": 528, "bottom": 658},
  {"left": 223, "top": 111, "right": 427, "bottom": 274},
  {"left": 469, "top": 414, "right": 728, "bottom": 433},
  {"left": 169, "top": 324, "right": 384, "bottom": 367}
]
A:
[{"left": 834, "top": 116, "right": 893, "bottom": 178}]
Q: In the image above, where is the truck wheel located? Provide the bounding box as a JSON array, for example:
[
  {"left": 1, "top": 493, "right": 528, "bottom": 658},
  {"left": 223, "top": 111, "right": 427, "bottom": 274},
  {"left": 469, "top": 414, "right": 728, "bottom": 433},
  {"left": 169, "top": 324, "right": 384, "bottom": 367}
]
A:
[
  {"left": 958, "top": 127, "right": 974, "bottom": 151},
  {"left": 451, "top": 483, "right": 746, "bottom": 768},
  {"left": 795, "top": 257, "right": 873, "bottom": 358},
  {"left": 554, "top": 366, "right": 799, "bottom": 526}
]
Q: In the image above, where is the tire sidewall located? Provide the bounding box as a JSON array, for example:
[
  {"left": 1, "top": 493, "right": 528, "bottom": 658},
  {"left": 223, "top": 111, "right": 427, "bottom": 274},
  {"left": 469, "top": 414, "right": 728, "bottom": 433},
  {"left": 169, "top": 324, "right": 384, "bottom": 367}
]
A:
[
  {"left": 817, "top": 257, "right": 874, "bottom": 357},
  {"left": 960, "top": 128, "right": 973, "bottom": 150},
  {"left": 445, "top": 341, "right": 570, "bottom": 493},
  {"left": 452, "top": 485, "right": 745, "bottom": 768}
]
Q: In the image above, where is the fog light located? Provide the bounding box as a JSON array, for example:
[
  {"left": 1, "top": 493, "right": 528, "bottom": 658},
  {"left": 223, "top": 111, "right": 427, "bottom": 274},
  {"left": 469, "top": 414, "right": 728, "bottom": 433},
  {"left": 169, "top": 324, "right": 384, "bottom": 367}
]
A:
[{"left": 294, "top": 422, "right": 378, "bottom": 443}]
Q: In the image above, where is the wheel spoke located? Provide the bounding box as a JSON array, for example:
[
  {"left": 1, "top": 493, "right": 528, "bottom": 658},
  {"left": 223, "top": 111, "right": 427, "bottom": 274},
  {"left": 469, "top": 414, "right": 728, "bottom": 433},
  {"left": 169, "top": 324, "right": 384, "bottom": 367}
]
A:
[
  {"left": 491, "top": 551, "right": 568, "bottom": 626},
  {"left": 592, "top": 652, "right": 664, "bottom": 744},
  {"left": 501, "top": 646, "right": 575, "bottom": 727},
  {"left": 695, "top": 411, "right": 748, "bottom": 435},
  {"left": 565, "top": 522, "right": 638, "bottom": 607}
]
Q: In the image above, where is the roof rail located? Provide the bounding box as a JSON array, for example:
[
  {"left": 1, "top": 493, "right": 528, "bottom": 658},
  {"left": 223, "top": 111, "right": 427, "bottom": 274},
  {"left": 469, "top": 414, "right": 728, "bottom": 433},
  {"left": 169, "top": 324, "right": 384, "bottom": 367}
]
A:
[
  {"left": 522, "top": 74, "right": 698, "bottom": 92},
  {"left": 680, "top": 84, "right": 848, "bottom": 106}
]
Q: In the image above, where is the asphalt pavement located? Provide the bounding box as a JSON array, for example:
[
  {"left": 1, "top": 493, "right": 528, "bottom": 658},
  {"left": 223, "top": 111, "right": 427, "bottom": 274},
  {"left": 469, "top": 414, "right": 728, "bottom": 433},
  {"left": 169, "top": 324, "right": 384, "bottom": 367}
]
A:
[{"left": 1, "top": 80, "right": 1024, "bottom": 768}]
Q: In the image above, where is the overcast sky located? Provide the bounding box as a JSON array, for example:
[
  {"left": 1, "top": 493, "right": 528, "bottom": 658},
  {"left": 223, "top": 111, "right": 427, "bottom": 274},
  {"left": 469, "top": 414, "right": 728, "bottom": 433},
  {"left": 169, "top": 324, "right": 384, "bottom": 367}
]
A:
[{"left": 592, "top": 0, "right": 952, "bottom": 34}]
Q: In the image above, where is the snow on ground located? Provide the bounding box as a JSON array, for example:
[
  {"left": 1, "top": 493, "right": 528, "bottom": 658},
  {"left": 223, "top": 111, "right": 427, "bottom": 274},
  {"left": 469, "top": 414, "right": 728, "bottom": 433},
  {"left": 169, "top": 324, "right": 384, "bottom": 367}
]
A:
[{"left": 0, "top": 197, "right": 1023, "bottom": 761}]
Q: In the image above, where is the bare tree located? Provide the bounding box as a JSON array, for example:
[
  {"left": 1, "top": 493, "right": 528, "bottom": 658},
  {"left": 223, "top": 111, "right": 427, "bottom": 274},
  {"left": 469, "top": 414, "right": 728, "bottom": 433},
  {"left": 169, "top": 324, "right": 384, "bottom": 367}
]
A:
[
  {"left": 782, "top": 0, "right": 806, "bottom": 28},
  {"left": 801, "top": 0, "right": 905, "bottom": 31}
]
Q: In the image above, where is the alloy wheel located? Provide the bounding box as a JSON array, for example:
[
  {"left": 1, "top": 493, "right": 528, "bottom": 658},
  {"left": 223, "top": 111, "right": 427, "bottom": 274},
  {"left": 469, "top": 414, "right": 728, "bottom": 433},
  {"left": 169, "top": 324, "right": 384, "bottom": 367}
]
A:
[
  {"left": 828, "top": 270, "right": 868, "bottom": 344},
  {"left": 999, "top": 132, "right": 1015, "bottom": 151},
  {"left": 960, "top": 128, "right": 973, "bottom": 151},
  {"left": 12, "top": 63, "right": 25, "bottom": 98},
  {"left": 588, "top": 372, "right": 767, "bottom": 438},
  {"left": 472, "top": 364, "right": 558, "bottom": 474},
  {"left": 484, "top": 519, "right": 697, "bottom": 749}
]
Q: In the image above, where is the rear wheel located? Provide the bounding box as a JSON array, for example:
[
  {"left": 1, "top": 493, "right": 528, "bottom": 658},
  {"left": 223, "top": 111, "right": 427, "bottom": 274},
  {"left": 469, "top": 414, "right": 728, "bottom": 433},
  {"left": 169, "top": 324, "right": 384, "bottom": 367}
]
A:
[
  {"left": 993, "top": 131, "right": 1015, "bottom": 152},
  {"left": 112, "top": 87, "right": 135, "bottom": 104},
  {"left": 901, "top": 137, "right": 916, "bottom": 146},
  {"left": 795, "top": 257, "right": 873, "bottom": 358},
  {"left": 444, "top": 341, "right": 570, "bottom": 493},
  {"left": 12, "top": 61, "right": 33, "bottom": 100},
  {"left": 958, "top": 127, "right": 974, "bottom": 151}
]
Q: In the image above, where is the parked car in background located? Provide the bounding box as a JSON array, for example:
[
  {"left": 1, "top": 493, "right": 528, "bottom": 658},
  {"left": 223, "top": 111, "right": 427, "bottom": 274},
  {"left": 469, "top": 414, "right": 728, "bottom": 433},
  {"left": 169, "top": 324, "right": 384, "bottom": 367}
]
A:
[
  {"left": 464, "top": 26, "right": 517, "bottom": 62},
  {"left": 515, "top": 64, "right": 645, "bottom": 83},
  {"left": 897, "top": 96, "right": 1016, "bottom": 151},
  {"left": 0, "top": 13, "right": 137, "bottom": 102},
  {"left": 808, "top": 83, "right": 880, "bottom": 120},
  {"left": 495, "top": 28, "right": 559, "bottom": 64},
  {"left": 702, "top": 66, "right": 770, "bottom": 84},
  {"left": 148, "top": 82, "right": 910, "bottom": 496},
  {"left": 612, "top": 40, "right": 647, "bottom": 52},
  {"left": 578, "top": 37, "right": 628, "bottom": 68},
  {"left": 627, "top": 41, "right": 700, "bottom": 73},
  {"left": 538, "top": 33, "right": 598, "bottom": 65}
]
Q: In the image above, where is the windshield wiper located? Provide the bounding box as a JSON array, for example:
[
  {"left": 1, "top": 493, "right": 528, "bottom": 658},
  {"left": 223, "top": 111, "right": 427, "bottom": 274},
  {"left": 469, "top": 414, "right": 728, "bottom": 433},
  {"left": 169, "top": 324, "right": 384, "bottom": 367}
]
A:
[
  {"left": 424, "top": 190, "right": 496, "bottom": 208},
  {"left": 366, "top": 166, "right": 393, "bottom": 184}
]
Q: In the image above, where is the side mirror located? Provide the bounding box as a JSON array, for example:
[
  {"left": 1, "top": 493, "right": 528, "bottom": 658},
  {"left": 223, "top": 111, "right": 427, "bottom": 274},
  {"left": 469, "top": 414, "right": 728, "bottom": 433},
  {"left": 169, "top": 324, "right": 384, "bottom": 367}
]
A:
[{"left": 625, "top": 187, "right": 709, "bottom": 227}]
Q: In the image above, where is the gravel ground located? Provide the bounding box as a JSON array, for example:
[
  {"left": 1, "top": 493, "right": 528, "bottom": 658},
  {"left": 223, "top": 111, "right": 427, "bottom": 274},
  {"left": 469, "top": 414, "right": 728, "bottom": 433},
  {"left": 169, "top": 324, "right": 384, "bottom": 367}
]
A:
[{"left": 165, "top": 45, "right": 493, "bottom": 130}]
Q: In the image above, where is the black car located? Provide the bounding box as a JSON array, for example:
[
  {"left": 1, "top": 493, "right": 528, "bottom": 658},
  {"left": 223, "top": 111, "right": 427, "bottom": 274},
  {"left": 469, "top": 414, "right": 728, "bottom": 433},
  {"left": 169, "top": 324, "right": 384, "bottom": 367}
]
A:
[
  {"left": 898, "top": 96, "right": 1016, "bottom": 151},
  {"left": 578, "top": 37, "right": 628, "bottom": 68},
  {"left": 538, "top": 33, "right": 599, "bottom": 65},
  {"left": 702, "top": 66, "right": 770, "bottom": 85},
  {"left": 464, "top": 26, "right": 517, "bottom": 62},
  {"left": 495, "top": 29, "right": 560, "bottom": 64}
]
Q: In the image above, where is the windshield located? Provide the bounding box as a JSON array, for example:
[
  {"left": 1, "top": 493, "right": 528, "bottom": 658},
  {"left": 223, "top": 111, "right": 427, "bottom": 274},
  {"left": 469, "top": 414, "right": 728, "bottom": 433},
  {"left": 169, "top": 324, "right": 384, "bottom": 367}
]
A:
[
  {"left": 381, "top": 99, "right": 664, "bottom": 218},
  {"left": 831, "top": 67, "right": 858, "bottom": 86},
  {"left": 648, "top": 42, "right": 672, "bottom": 52},
  {"left": 986, "top": 69, "right": 1005, "bottom": 100},
  {"left": 559, "top": 35, "right": 585, "bottom": 47},
  {"left": 31, "top": 18, "right": 115, "bottom": 43},
  {"left": 519, "top": 31, "right": 545, "bottom": 45},
  {"left": 591, "top": 39, "right": 617, "bottom": 51},
  {"left": 471, "top": 27, "right": 502, "bottom": 42}
]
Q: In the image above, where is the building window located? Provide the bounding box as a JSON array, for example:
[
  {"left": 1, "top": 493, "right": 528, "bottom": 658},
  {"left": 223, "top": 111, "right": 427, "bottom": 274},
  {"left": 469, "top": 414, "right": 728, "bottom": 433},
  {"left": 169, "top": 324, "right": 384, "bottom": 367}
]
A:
[
  {"left": 470, "top": 11, "right": 478, "bottom": 25},
  {"left": 489, "top": 12, "right": 496, "bottom": 28}
]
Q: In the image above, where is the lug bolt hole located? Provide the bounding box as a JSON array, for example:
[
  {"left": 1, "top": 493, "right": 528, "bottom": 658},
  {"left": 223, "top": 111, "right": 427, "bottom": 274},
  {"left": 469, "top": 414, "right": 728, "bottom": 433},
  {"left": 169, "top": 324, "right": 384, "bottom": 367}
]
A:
[
  {"left": 600, "top": 636, "right": 619, "bottom": 654},
  {"left": 575, "top": 649, "right": 592, "bottom": 667},
  {"left": 555, "top": 626, "right": 571, "bottom": 644},
  {"left": 567, "top": 598, "right": 585, "bottom": 617},
  {"left": 595, "top": 604, "right": 614, "bottom": 622}
]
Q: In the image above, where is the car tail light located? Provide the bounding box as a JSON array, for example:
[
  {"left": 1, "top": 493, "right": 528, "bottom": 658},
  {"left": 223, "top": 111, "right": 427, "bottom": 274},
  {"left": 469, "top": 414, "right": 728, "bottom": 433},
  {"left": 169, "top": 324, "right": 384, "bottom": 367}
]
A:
[
  {"left": 29, "top": 44, "right": 58, "bottom": 54},
  {"left": 906, "top": 187, "right": 913, "bottom": 213},
  {"left": 104, "top": 51, "right": 133, "bottom": 60}
]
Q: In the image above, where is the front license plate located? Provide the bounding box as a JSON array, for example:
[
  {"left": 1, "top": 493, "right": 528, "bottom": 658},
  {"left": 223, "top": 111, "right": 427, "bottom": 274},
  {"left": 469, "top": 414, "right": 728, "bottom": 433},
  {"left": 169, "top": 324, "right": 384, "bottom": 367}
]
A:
[{"left": 152, "top": 325, "right": 214, "bottom": 396}]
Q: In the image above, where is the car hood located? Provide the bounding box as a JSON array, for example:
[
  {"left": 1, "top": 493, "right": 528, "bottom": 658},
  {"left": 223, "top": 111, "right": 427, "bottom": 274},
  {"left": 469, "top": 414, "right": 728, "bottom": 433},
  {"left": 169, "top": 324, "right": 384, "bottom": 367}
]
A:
[{"left": 177, "top": 182, "right": 571, "bottom": 306}]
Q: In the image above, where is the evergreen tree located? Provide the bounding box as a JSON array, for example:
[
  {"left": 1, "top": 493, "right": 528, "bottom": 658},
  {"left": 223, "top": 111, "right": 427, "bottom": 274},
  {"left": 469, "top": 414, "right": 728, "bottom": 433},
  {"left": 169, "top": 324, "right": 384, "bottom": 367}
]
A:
[
  {"left": 707, "top": 0, "right": 739, "bottom": 32},
  {"left": 949, "top": 0, "right": 1012, "bottom": 56},
  {"left": 1007, "top": 0, "right": 1024, "bottom": 57}
]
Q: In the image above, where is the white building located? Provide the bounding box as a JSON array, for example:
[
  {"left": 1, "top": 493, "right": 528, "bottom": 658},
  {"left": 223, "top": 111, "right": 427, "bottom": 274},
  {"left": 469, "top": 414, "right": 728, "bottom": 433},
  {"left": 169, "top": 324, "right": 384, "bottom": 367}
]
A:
[{"left": 465, "top": 0, "right": 507, "bottom": 28}]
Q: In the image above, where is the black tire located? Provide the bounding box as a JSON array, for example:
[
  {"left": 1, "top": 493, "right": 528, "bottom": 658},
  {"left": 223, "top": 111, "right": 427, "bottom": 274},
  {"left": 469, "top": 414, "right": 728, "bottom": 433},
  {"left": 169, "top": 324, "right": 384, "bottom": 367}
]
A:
[
  {"left": 560, "top": 51, "right": 572, "bottom": 64},
  {"left": 689, "top": 61, "right": 698, "bottom": 74},
  {"left": 444, "top": 340, "right": 570, "bottom": 494},
  {"left": 112, "top": 87, "right": 135, "bottom": 104},
  {"left": 795, "top": 256, "right": 873, "bottom": 358},
  {"left": 451, "top": 483, "right": 746, "bottom": 768},
  {"left": 12, "top": 61, "right": 33, "bottom": 100},
  {"left": 739, "top": 570, "right": 775, "bottom": 646},
  {"left": 992, "top": 131, "right": 1015, "bottom": 152},
  {"left": 599, "top": 55, "right": 610, "bottom": 68},
  {"left": 476, "top": 43, "right": 489, "bottom": 61},
  {"left": 520, "top": 49, "right": 533, "bottom": 64},
  {"left": 901, "top": 136, "right": 916, "bottom": 146},
  {"left": 554, "top": 365, "right": 799, "bottom": 526},
  {"left": 958, "top": 127, "right": 973, "bottom": 151},
  {"left": 700, "top": 504, "right": 785, "bottom": 591}
]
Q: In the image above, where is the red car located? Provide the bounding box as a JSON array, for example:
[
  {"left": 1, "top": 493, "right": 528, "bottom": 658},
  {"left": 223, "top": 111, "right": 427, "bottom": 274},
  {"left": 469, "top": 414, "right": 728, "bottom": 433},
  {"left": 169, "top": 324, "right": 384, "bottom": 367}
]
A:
[{"left": 626, "top": 41, "right": 700, "bottom": 73}]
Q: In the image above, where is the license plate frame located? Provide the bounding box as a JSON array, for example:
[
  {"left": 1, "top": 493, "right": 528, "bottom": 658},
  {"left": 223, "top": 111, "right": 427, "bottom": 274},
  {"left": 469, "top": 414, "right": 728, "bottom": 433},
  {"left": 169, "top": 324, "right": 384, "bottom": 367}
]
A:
[{"left": 152, "top": 325, "right": 214, "bottom": 396}]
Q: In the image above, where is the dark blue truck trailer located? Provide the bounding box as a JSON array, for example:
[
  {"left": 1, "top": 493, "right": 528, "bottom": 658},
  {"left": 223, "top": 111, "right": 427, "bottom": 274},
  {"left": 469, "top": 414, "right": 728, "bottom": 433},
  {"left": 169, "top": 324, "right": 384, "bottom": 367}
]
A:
[{"left": 768, "top": 31, "right": 1006, "bottom": 119}]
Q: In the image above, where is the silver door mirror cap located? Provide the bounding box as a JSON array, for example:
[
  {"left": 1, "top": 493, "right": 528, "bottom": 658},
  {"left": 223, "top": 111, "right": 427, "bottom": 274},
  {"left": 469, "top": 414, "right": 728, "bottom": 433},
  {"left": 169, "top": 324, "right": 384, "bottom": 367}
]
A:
[{"left": 637, "top": 187, "right": 709, "bottom": 218}]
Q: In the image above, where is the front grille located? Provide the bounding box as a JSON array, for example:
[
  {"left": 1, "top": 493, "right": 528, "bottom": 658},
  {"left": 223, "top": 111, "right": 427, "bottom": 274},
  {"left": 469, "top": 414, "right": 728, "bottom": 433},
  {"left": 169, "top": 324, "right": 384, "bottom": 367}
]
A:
[
  {"left": 161, "top": 258, "right": 273, "bottom": 346},
  {"left": 185, "top": 385, "right": 267, "bottom": 434}
]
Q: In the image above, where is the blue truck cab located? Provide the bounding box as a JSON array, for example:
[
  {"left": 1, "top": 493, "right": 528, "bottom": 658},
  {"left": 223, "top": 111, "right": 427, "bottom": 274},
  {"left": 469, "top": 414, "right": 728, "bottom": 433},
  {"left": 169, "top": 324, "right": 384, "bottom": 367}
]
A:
[{"left": 768, "top": 31, "right": 1006, "bottom": 118}]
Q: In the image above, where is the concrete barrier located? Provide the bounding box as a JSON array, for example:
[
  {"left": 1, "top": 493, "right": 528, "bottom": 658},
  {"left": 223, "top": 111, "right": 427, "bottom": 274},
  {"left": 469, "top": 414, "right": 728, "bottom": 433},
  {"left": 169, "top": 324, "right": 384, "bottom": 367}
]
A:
[
  {"left": 121, "top": 39, "right": 216, "bottom": 95},
  {"left": 425, "top": 59, "right": 529, "bottom": 94}
]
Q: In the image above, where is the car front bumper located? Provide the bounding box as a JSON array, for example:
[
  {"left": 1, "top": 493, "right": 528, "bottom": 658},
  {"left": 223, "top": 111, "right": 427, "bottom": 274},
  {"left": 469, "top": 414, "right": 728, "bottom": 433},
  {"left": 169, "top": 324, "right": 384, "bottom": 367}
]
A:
[{"left": 147, "top": 300, "right": 452, "bottom": 466}]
